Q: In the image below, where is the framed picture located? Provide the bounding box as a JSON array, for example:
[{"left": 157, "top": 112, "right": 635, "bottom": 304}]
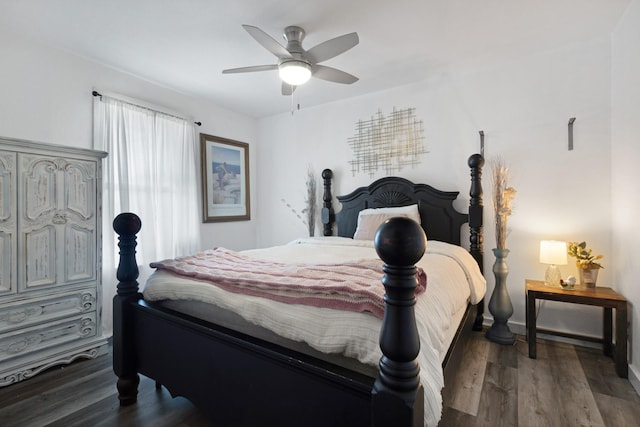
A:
[{"left": 200, "top": 133, "right": 250, "bottom": 222}]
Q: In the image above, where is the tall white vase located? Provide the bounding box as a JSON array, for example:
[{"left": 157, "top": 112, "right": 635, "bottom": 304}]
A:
[{"left": 486, "top": 248, "right": 516, "bottom": 345}]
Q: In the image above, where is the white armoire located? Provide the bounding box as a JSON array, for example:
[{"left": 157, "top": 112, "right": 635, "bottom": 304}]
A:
[{"left": 0, "top": 136, "right": 109, "bottom": 386}]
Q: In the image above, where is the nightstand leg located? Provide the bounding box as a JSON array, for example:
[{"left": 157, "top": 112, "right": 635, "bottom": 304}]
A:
[
  {"left": 527, "top": 293, "right": 537, "bottom": 359},
  {"left": 614, "top": 303, "right": 628, "bottom": 378},
  {"left": 603, "top": 307, "right": 613, "bottom": 357},
  {"left": 525, "top": 291, "right": 528, "bottom": 342}
]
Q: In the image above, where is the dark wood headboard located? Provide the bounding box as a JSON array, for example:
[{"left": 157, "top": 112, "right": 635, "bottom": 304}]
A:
[
  {"left": 334, "top": 177, "right": 466, "bottom": 245},
  {"left": 321, "top": 154, "right": 484, "bottom": 252}
]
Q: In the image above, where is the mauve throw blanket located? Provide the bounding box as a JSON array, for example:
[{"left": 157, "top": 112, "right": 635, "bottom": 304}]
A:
[{"left": 150, "top": 247, "right": 427, "bottom": 318}]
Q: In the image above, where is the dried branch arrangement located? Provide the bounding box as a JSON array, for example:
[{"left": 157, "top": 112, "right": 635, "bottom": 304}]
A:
[
  {"left": 281, "top": 165, "right": 317, "bottom": 237},
  {"left": 303, "top": 166, "right": 317, "bottom": 237},
  {"left": 491, "top": 157, "right": 516, "bottom": 250}
]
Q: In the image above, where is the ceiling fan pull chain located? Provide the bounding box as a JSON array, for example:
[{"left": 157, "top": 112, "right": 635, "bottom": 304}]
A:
[{"left": 291, "top": 92, "right": 301, "bottom": 115}]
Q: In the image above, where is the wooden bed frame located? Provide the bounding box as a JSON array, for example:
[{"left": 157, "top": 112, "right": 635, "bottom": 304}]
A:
[{"left": 112, "top": 154, "right": 485, "bottom": 426}]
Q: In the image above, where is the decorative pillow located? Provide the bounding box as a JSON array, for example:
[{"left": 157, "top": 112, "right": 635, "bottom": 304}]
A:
[{"left": 353, "top": 204, "right": 421, "bottom": 240}]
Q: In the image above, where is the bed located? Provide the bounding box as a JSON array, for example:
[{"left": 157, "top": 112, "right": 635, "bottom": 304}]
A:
[{"left": 112, "top": 154, "right": 486, "bottom": 427}]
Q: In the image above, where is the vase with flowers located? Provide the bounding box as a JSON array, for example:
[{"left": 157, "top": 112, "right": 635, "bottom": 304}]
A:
[
  {"left": 485, "top": 157, "right": 517, "bottom": 345},
  {"left": 567, "top": 241, "right": 604, "bottom": 288}
]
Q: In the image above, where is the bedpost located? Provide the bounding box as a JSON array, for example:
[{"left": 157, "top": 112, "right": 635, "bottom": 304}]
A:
[
  {"left": 468, "top": 154, "right": 485, "bottom": 330},
  {"left": 321, "top": 168, "right": 335, "bottom": 236},
  {"left": 112, "top": 212, "right": 142, "bottom": 406},
  {"left": 371, "top": 217, "right": 425, "bottom": 426}
]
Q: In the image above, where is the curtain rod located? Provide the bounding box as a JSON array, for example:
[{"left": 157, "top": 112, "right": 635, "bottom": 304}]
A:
[{"left": 92, "top": 91, "right": 201, "bottom": 126}]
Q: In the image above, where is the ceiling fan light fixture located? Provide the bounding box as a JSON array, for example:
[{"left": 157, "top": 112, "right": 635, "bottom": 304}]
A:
[
  {"left": 222, "top": 25, "right": 359, "bottom": 95},
  {"left": 279, "top": 60, "right": 311, "bottom": 86}
]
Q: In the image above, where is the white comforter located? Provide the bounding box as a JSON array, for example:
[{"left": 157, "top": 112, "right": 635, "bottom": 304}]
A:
[{"left": 143, "top": 237, "right": 486, "bottom": 426}]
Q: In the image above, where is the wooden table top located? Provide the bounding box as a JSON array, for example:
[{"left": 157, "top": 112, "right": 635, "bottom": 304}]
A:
[{"left": 525, "top": 279, "right": 627, "bottom": 302}]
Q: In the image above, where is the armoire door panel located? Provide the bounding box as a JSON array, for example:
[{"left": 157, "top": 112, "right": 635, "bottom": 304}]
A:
[
  {"left": 0, "top": 151, "right": 17, "bottom": 295},
  {"left": 64, "top": 224, "right": 95, "bottom": 282},
  {"left": 22, "top": 157, "right": 57, "bottom": 221},
  {"left": 0, "top": 152, "right": 15, "bottom": 221},
  {"left": 0, "top": 235, "right": 15, "bottom": 294},
  {"left": 23, "top": 225, "right": 57, "bottom": 290},
  {"left": 64, "top": 162, "right": 95, "bottom": 220}
]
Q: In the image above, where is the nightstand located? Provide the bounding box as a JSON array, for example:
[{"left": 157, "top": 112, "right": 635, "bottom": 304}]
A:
[{"left": 525, "top": 279, "right": 628, "bottom": 378}]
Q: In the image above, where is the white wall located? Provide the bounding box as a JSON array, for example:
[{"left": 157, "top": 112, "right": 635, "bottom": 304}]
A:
[
  {"left": 0, "top": 29, "right": 259, "bottom": 251},
  {"left": 258, "top": 37, "right": 613, "bottom": 339},
  {"left": 612, "top": 0, "right": 640, "bottom": 390}
]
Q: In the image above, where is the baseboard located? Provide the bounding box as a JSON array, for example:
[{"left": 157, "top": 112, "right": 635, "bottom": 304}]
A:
[
  {"left": 483, "top": 318, "right": 602, "bottom": 350},
  {"left": 628, "top": 364, "right": 640, "bottom": 396}
]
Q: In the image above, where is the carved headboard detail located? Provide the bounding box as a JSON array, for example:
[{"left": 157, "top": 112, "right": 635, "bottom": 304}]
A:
[{"left": 334, "top": 176, "right": 467, "bottom": 245}]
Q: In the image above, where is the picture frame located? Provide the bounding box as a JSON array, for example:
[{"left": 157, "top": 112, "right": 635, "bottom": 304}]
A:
[{"left": 200, "top": 133, "right": 250, "bottom": 222}]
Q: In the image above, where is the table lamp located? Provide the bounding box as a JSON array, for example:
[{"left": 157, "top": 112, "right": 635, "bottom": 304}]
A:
[{"left": 539, "top": 240, "right": 568, "bottom": 287}]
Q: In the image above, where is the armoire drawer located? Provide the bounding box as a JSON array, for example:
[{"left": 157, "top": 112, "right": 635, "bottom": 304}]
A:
[
  {"left": 0, "top": 312, "right": 98, "bottom": 362},
  {"left": 0, "top": 288, "right": 98, "bottom": 334}
]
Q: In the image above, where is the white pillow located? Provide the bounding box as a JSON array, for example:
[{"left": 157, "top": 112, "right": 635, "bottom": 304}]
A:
[{"left": 353, "top": 204, "right": 421, "bottom": 240}]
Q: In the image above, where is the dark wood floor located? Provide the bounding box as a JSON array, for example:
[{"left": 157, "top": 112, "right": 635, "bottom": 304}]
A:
[
  {"left": 441, "top": 332, "right": 640, "bottom": 426},
  {"left": 1, "top": 332, "right": 638, "bottom": 426}
]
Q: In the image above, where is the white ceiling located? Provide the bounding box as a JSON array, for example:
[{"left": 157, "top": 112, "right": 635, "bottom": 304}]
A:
[{"left": 0, "top": 0, "right": 631, "bottom": 118}]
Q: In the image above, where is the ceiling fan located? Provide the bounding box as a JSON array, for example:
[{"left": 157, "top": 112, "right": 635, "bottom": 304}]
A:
[{"left": 222, "top": 24, "right": 359, "bottom": 95}]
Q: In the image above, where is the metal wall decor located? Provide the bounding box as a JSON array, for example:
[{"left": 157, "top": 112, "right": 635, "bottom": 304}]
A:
[{"left": 347, "top": 107, "right": 426, "bottom": 176}]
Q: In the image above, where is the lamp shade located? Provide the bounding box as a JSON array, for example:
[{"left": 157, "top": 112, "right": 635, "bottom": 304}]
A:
[
  {"left": 539, "top": 240, "right": 568, "bottom": 265},
  {"left": 279, "top": 60, "right": 312, "bottom": 86}
]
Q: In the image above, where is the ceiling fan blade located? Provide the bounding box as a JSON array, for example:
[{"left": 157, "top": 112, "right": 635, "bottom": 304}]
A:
[
  {"left": 311, "top": 64, "right": 358, "bottom": 84},
  {"left": 242, "top": 24, "right": 292, "bottom": 59},
  {"left": 306, "top": 32, "right": 359, "bottom": 63},
  {"left": 281, "top": 82, "right": 297, "bottom": 96},
  {"left": 222, "top": 64, "right": 278, "bottom": 74}
]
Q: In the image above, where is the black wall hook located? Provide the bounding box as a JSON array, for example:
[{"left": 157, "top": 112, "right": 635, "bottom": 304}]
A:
[{"left": 568, "top": 117, "right": 576, "bottom": 150}]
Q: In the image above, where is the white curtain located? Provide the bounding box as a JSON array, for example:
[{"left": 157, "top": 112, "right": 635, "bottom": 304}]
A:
[{"left": 93, "top": 96, "right": 201, "bottom": 334}]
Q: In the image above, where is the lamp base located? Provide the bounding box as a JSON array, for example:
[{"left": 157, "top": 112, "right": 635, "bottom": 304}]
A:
[{"left": 544, "top": 265, "right": 562, "bottom": 287}]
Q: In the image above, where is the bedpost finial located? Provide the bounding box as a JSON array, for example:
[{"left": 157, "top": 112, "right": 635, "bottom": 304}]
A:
[
  {"left": 468, "top": 153, "right": 485, "bottom": 168},
  {"left": 113, "top": 213, "right": 141, "bottom": 293},
  {"left": 113, "top": 213, "right": 142, "bottom": 236},
  {"left": 374, "top": 217, "right": 426, "bottom": 266},
  {"left": 321, "top": 169, "right": 335, "bottom": 236},
  {"left": 372, "top": 216, "right": 424, "bottom": 423}
]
